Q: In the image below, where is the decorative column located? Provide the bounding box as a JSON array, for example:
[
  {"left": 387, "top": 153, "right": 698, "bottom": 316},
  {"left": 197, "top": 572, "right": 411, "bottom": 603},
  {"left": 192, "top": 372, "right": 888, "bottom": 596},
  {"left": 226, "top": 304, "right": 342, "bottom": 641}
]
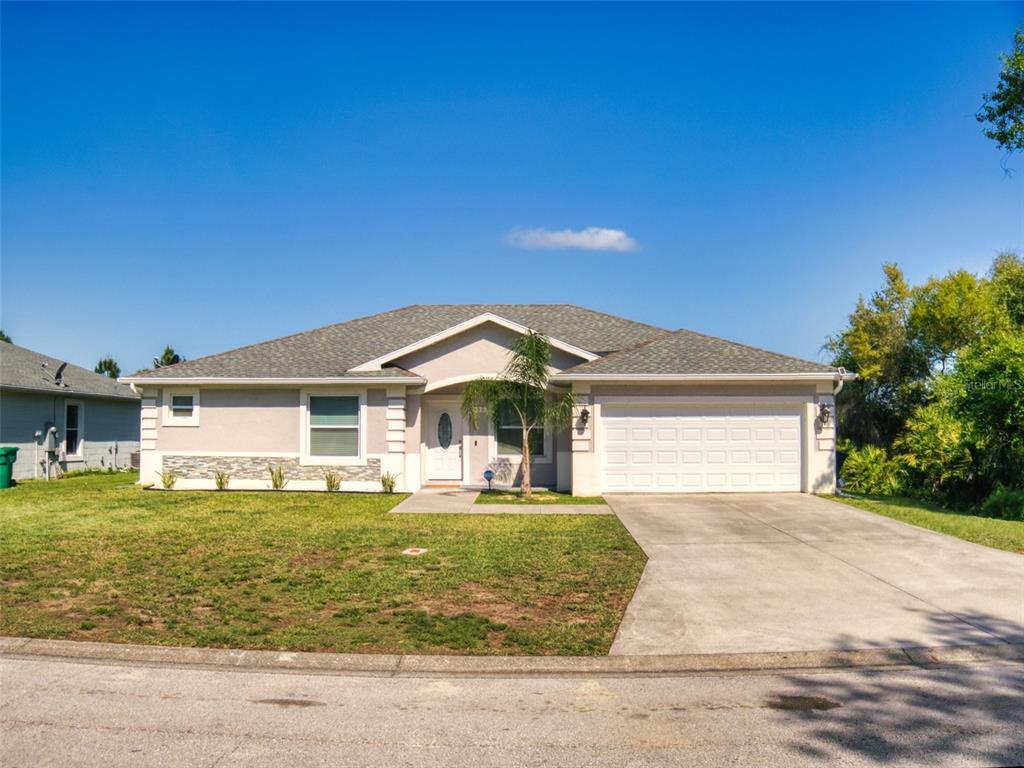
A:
[
  {"left": 383, "top": 385, "right": 408, "bottom": 490},
  {"left": 138, "top": 387, "right": 160, "bottom": 485}
]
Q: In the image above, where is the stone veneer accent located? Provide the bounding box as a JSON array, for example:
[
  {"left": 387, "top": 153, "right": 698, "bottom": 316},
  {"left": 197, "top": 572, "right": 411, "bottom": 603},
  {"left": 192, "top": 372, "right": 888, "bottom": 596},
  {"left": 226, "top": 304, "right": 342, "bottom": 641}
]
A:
[{"left": 161, "top": 455, "right": 381, "bottom": 482}]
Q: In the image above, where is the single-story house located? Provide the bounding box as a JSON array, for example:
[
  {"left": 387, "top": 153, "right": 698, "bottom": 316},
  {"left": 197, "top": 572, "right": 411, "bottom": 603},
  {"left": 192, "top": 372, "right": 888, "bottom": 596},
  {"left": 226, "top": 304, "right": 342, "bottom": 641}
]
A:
[
  {"left": 1, "top": 341, "right": 141, "bottom": 480},
  {"left": 121, "top": 305, "right": 852, "bottom": 494}
]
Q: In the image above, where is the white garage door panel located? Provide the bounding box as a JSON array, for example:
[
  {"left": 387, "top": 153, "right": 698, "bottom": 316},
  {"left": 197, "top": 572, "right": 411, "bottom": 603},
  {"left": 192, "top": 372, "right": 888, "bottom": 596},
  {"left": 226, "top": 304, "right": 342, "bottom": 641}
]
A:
[{"left": 602, "top": 406, "right": 802, "bottom": 493}]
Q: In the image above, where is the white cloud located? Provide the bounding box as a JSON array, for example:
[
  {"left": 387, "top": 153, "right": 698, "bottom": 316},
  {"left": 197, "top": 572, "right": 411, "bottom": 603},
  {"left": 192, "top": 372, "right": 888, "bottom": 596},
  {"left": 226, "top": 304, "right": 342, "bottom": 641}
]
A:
[{"left": 505, "top": 226, "right": 638, "bottom": 252}]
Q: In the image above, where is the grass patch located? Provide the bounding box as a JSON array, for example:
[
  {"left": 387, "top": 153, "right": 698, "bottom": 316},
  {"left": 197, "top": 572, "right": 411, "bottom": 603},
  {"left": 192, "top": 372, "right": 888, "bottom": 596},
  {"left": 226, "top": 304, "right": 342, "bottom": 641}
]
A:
[
  {"left": 475, "top": 489, "right": 606, "bottom": 505},
  {"left": 831, "top": 494, "right": 1024, "bottom": 554},
  {"left": 0, "top": 473, "right": 644, "bottom": 655}
]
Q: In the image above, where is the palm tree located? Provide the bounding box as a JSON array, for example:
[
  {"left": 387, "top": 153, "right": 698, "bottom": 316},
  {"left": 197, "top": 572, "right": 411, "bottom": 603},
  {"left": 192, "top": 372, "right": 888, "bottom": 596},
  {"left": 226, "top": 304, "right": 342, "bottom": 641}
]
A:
[{"left": 461, "top": 331, "right": 575, "bottom": 497}]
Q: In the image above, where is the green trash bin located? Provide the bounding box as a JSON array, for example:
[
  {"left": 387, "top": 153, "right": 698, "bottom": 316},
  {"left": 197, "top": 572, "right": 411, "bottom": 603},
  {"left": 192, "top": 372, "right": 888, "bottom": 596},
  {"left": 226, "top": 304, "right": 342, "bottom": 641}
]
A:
[{"left": 0, "top": 447, "right": 18, "bottom": 489}]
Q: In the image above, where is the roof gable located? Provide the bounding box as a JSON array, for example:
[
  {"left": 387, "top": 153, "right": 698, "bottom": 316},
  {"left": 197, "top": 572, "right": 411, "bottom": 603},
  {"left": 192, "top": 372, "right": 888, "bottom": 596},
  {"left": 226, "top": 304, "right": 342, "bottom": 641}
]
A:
[{"left": 350, "top": 313, "right": 600, "bottom": 371}]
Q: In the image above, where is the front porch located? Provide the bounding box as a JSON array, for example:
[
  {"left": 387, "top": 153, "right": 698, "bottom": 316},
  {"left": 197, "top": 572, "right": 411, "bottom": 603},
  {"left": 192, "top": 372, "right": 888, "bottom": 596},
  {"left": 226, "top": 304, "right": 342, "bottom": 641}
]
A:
[{"left": 405, "top": 389, "right": 571, "bottom": 493}]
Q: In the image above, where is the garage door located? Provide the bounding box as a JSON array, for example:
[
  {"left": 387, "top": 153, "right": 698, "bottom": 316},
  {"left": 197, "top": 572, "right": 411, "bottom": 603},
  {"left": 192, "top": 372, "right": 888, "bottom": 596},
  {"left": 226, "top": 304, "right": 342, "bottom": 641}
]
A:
[{"left": 602, "top": 405, "right": 802, "bottom": 492}]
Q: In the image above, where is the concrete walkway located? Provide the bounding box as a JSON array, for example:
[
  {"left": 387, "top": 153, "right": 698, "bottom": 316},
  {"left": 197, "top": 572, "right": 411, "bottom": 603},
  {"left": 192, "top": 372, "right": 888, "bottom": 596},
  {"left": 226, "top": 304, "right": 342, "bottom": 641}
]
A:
[
  {"left": 390, "top": 487, "right": 479, "bottom": 513},
  {"left": 607, "top": 493, "right": 1024, "bottom": 656},
  {"left": 392, "top": 488, "right": 611, "bottom": 514}
]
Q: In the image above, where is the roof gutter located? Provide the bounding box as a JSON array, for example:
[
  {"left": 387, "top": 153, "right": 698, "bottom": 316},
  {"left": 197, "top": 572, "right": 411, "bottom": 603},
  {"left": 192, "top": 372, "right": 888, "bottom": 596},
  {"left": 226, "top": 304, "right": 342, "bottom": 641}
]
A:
[
  {"left": 833, "top": 366, "right": 857, "bottom": 396},
  {"left": 118, "top": 376, "right": 427, "bottom": 386},
  {"left": 0, "top": 384, "right": 140, "bottom": 401},
  {"left": 550, "top": 372, "right": 844, "bottom": 383}
]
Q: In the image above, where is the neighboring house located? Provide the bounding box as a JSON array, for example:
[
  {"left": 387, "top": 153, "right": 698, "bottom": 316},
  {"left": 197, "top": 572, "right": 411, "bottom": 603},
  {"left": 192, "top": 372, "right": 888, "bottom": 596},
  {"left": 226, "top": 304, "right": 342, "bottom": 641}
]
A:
[
  {"left": 122, "top": 305, "right": 852, "bottom": 494},
  {"left": 0, "top": 342, "right": 141, "bottom": 480}
]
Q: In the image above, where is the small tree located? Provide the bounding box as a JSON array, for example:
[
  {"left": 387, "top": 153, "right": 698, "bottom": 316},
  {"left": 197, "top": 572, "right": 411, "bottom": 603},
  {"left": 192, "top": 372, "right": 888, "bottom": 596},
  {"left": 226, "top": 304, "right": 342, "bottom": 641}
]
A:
[
  {"left": 461, "top": 331, "right": 574, "bottom": 497},
  {"left": 154, "top": 346, "right": 184, "bottom": 368},
  {"left": 94, "top": 357, "right": 121, "bottom": 379},
  {"left": 0, "top": 330, "right": 10, "bottom": 343}
]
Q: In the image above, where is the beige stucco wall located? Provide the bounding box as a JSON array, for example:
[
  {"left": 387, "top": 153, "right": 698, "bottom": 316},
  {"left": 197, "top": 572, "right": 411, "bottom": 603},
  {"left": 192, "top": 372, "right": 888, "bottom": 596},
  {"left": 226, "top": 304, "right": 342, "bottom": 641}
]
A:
[
  {"left": 394, "top": 322, "right": 586, "bottom": 389},
  {"left": 153, "top": 386, "right": 389, "bottom": 455},
  {"left": 156, "top": 388, "right": 301, "bottom": 453},
  {"left": 591, "top": 382, "right": 820, "bottom": 397},
  {"left": 366, "top": 389, "right": 388, "bottom": 454}
]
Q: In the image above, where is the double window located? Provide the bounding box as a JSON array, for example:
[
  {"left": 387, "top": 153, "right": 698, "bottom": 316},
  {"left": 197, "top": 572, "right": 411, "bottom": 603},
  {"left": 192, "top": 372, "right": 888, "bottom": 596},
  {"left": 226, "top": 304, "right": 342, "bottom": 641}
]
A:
[
  {"left": 309, "top": 396, "right": 360, "bottom": 457},
  {"left": 495, "top": 402, "right": 544, "bottom": 458}
]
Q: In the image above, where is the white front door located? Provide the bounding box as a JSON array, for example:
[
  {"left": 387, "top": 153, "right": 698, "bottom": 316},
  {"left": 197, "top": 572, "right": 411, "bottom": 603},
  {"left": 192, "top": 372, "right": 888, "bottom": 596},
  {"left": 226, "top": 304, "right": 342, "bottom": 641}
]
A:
[
  {"left": 426, "top": 404, "right": 463, "bottom": 481},
  {"left": 602, "top": 405, "right": 802, "bottom": 492}
]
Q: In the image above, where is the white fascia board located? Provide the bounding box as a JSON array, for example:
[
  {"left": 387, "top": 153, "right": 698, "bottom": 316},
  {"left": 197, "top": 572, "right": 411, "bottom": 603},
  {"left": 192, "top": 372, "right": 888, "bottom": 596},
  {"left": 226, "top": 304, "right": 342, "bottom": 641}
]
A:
[
  {"left": 348, "top": 312, "right": 600, "bottom": 372},
  {"left": 118, "top": 376, "right": 426, "bottom": 386},
  {"left": 550, "top": 372, "right": 847, "bottom": 382}
]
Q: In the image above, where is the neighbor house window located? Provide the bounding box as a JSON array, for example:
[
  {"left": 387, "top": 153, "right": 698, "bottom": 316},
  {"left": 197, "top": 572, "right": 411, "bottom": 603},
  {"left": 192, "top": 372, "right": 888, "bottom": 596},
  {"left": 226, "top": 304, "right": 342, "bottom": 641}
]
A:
[
  {"left": 64, "top": 402, "right": 82, "bottom": 456},
  {"left": 309, "top": 396, "right": 359, "bottom": 457},
  {"left": 496, "top": 402, "right": 544, "bottom": 458}
]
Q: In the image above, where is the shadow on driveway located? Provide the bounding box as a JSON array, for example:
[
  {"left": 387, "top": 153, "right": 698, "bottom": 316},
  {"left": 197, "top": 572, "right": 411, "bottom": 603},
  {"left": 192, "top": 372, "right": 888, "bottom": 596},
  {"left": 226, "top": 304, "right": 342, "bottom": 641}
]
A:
[{"left": 766, "top": 609, "right": 1024, "bottom": 766}]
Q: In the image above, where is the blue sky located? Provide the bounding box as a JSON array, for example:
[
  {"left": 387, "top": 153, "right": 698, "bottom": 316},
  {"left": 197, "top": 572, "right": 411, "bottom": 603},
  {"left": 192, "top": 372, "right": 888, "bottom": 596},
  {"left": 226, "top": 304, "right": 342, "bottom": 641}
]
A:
[{"left": 2, "top": 2, "right": 1021, "bottom": 374}]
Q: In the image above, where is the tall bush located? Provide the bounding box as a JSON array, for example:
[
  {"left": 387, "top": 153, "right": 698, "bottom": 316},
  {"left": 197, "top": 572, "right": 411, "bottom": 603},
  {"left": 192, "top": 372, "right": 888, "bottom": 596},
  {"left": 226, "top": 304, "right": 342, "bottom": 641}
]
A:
[
  {"left": 839, "top": 445, "right": 906, "bottom": 495},
  {"left": 945, "top": 332, "right": 1024, "bottom": 496},
  {"left": 895, "top": 401, "right": 973, "bottom": 500}
]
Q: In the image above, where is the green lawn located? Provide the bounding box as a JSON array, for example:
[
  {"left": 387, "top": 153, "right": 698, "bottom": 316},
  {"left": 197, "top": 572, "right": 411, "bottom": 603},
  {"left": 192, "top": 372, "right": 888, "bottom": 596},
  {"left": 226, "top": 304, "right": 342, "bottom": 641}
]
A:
[
  {"left": 475, "top": 489, "right": 607, "bottom": 505},
  {"left": 831, "top": 494, "right": 1024, "bottom": 554},
  {"left": 0, "top": 473, "right": 644, "bottom": 655}
]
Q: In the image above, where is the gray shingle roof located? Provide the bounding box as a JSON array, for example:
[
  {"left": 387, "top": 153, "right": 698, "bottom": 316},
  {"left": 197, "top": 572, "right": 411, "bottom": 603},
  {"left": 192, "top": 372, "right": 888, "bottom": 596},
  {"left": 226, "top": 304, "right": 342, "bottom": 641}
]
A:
[
  {"left": 1, "top": 342, "right": 140, "bottom": 400},
  {"left": 555, "top": 328, "right": 837, "bottom": 377},
  {"left": 128, "top": 304, "right": 668, "bottom": 380}
]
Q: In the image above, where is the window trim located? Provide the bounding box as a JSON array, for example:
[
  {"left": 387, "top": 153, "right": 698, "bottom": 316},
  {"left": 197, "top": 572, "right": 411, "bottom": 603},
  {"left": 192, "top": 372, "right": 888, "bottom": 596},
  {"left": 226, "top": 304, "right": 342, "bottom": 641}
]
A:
[
  {"left": 492, "top": 402, "right": 551, "bottom": 464},
  {"left": 162, "top": 388, "right": 200, "bottom": 427},
  {"left": 299, "top": 388, "right": 367, "bottom": 466},
  {"left": 63, "top": 399, "right": 84, "bottom": 458}
]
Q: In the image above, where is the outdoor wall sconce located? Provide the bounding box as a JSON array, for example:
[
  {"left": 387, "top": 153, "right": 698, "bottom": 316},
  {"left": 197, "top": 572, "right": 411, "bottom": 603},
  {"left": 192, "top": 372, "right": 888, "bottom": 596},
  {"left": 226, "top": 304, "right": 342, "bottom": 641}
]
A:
[
  {"left": 818, "top": 402, "right": 833, "bottom": 427},
  {"left": 579, "top": 407, "right": 590, "bottom": 427}
]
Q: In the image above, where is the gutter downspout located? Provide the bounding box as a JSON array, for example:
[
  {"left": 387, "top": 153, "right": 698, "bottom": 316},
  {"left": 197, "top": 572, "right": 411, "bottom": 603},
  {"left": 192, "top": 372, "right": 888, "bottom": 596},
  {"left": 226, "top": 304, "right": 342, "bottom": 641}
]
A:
[{"left": 833, "top": 366, "right": 848, "bottom": 397}]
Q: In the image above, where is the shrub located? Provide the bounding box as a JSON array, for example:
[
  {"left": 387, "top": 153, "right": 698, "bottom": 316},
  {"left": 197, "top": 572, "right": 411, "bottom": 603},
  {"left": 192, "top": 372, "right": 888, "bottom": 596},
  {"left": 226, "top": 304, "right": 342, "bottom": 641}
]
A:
[
  {"left": 979, "top": 487, "right": 1024, "bottom": 521},
  {"left": 323, "top": 470, "right": 341, "bottom": 492},
  {"left": 59, "top": 467, "right": 115, "bottom": 479},
  {"left": 214, "top": 471, "right": 230, "bottom": 491},
  {"left": 160, "top": 471, "right": 177, "bottom": 490},
  {"left": 839, "top": 445, "right": 906, "bottom": 495},
  {"left": 380, "top": 472, "right": 398, "bottom": 494},
  {"left": 267, "top": 464, "right": 288, "bottom": 491},
  {"left": 895, "top": 402, "right": 973, "bottom": 500}
]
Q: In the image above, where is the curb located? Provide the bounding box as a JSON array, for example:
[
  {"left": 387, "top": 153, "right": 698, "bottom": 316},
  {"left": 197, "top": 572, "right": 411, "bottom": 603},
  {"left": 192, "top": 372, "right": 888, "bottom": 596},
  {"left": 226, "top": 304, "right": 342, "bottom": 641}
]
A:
[{"left": 1, "top": 636, "right": 1021, "bottom": 678}]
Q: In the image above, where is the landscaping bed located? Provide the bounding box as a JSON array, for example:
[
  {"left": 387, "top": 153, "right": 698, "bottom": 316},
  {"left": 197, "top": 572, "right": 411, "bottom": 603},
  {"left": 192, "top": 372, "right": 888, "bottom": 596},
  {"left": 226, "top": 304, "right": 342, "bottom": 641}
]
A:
[{"left": 0, "top": 473, "right": 644, "bottom": 655}]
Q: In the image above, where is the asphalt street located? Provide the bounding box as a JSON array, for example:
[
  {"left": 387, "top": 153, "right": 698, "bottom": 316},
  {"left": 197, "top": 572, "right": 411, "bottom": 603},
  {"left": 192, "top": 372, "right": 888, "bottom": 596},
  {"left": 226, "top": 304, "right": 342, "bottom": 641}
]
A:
[{"left": 2, "top": 656, "right": 1021, "bottom": 767}]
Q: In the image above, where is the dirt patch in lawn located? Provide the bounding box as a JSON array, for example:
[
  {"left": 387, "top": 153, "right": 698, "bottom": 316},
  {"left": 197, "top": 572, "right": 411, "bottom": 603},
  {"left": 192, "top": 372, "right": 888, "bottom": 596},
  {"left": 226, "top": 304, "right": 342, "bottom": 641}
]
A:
[{"left": 414, "top": 583, "right": 596, "bottom": 627}]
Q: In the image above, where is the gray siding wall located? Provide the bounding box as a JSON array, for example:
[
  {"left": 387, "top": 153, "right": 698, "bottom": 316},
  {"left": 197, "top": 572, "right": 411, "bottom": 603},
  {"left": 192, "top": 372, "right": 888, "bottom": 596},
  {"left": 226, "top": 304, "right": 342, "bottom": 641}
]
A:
[{"left": 0, "top": 390, "right": 140, "bottom": 480}]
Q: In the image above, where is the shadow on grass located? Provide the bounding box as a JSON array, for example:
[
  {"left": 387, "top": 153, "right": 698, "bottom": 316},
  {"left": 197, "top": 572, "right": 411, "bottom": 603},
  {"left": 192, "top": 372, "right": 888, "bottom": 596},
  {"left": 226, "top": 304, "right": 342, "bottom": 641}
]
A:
[{"left": 768, "top": 608, "right": 1024, "bottom": 765}]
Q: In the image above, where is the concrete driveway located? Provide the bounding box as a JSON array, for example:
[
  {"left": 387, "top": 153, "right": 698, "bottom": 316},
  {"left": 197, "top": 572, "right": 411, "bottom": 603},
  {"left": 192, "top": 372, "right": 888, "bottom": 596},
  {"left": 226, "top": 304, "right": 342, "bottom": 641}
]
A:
[{"left": 607, "top": 494, "right": 1024, "bottom": 656}]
